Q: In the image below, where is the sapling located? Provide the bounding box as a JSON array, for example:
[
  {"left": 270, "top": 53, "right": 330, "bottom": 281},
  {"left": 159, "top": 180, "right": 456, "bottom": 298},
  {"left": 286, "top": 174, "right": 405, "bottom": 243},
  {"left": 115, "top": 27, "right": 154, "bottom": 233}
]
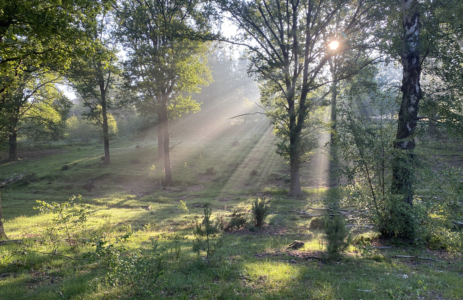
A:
[{"left": 192, "top": 206, "right": 222, "bottom": 259}]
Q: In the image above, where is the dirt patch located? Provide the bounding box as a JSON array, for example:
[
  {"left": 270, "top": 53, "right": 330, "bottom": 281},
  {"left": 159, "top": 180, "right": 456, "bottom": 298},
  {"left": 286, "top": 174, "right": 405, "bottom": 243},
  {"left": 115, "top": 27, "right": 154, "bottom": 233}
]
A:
[
  {"left": 215, "top": 197, "right": 233, "bottom": 202},
  {"left": 187, "top": 185, "right": 205, "bottom": 192},
  {"left": 254, "top": 249, "right": 323, "bottom": 262},
  {"left": 197, "top": 174, "right": 214, "bottom": 182},
  {"left": 120, "top": 178, "right": 161, "bottom": 196}
]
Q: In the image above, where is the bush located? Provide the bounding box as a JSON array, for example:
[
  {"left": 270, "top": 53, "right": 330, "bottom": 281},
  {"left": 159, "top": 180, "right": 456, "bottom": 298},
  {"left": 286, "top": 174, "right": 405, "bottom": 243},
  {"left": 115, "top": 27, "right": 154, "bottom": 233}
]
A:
[
  {"left": 309, "top": 217, "right": 325, "bottom": 230},
  {"left": 251, "top": 198, "right": 269, "bottom": 227},
  {"left": 34, "top": 195, "right": 91, "bottom": 251},
  {"left": 224, "top": 215, "right": 247, "bottom": 231},
  {"left": 337, "top": 88, "right": 463, "bottom": 248}
]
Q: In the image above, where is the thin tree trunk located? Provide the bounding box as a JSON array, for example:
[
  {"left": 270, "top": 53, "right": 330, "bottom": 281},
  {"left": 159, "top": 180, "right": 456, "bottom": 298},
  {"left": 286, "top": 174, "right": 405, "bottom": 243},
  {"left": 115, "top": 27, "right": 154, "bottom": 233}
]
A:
[
  {"left": 329, "top": 57, "right": 338, "bottom": 187},
  {"left": 0, "top": 188, "right": 7, "bottom": 239},
  {"left": 101, "top": 91, "right": 110, "bottom": 165},
  {"left": 161, "top": 93, "right": 173, "bottom": 186},
  {"left": 428, "top": 118, "right": 437, "bottom": 136},
  {"left": 8, "top": 128, "right": 18, "bottom": 161},
  {"left": 390, "top": 0, "right": 422, "bottom": 239}
]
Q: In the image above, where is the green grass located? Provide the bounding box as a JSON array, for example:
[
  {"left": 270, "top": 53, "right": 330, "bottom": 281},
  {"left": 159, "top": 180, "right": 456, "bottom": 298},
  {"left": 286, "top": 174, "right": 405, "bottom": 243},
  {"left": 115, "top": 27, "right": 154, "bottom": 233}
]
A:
[{"left": 0, "top": 121, "right": 462, "bottom": 299}]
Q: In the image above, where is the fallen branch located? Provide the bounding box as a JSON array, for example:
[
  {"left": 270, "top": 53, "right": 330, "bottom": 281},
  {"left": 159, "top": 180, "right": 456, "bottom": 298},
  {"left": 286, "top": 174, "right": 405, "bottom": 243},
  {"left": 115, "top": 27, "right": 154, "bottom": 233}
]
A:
[
  {"left": 393, "top": 255, "right": 443, "bottom": 262},
  {"left": 287, "top": 210, "right": 311, "bottom": 215},
  {"left": 228, "top": 112, "right": 266, "bottom": 120},
  {"left": 303, "top": 256, "right": 323, "bottom": 261}
]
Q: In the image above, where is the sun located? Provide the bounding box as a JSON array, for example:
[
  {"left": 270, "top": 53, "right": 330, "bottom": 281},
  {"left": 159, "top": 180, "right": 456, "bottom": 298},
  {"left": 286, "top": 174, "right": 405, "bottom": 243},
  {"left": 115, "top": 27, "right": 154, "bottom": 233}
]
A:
[{"left": 329, "top": 41, "right": 339, "bottom": 50}]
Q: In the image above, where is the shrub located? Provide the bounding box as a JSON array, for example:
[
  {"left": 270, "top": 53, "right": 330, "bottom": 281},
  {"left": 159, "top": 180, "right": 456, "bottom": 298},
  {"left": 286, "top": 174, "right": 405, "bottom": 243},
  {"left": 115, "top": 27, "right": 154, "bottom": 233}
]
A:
[
  {"left": 251, "top": 198, "right": 269, "bottom": 227},
  {"left": 309, "top": 217, "right": 325, "bottom": 230},
  {"left": 224, "top": 215, "right": 247, "bottom": 231},
  {"left": 34, "top": 195, "right": 91, "bottom": 251}
]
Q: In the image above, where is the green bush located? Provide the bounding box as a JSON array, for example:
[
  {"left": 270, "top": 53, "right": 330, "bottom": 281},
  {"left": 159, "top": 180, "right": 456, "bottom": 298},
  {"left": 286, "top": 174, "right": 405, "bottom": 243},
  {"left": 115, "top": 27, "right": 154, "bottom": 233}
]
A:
[{"left": 251, "top": 198, "right": 268, "bottom": 227}]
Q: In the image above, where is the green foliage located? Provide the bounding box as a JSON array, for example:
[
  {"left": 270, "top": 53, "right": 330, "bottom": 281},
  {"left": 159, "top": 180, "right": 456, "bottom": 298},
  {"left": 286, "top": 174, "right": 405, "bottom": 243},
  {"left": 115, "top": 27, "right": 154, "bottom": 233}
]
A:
[
  {"left": 65, "top": 114, "right": 98, "bottom": 142},
  {"left": 34, "top": 195, "right": 91, "bottom": 251},
  {"left": 324, "top": 215, "right": 351, "bottom": 261},
  {"left": 251, "top": 198, "right": 269, "bottom": 227},
  {"left": 337, "top": 71, "right": 463, "bottom": 248},
  {"left": 323, "top": 190, "right": 351, "bottom": 261},
  {"left": 115, "top": 0, "right": 213, "bottom": 120},
  {"left": 0, "top": 0, "right": 113, "bottom": 98},
  {"left": 192, "top": 206, "right": 222, "bottom": 259},
  {"left": 178, "top": 200, "right": 190, "bottom": 214},
  {"left": 224, "top": 214, "right": 247, "bottom": 232},
  {"left": 0, "top": 71, "right": 71, "bottom": 144}
]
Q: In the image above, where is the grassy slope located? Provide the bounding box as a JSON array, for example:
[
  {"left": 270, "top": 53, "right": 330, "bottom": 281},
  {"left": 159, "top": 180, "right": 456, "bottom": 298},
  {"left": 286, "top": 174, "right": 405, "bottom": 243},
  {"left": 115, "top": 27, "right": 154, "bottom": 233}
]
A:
[{"left": 0, "top": 121, "right": 462, "bottom": 300}]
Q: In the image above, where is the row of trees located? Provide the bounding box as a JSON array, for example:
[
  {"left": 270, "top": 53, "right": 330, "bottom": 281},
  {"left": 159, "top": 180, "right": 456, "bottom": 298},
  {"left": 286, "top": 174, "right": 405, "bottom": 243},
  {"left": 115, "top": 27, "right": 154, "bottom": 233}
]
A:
[
  {"left": 0, "top": 0, "right": 216, "bottom": 177},
  {"left": 2, "top": 0, "right": 463, "bottom": 241}
]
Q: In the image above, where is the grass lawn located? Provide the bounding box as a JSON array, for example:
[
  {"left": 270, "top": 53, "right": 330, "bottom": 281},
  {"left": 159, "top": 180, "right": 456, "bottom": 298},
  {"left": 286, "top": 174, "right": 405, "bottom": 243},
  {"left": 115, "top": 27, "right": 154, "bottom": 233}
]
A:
[{"left": 0, "top": 121, "right": 462, "bottom": 299}]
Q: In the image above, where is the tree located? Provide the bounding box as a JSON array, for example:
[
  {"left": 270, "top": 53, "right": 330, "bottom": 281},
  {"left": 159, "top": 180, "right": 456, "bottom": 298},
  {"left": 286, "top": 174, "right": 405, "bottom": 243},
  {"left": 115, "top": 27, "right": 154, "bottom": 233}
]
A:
[
  {"left": 218, "top": 0, "right": 378, "bottom": 196},
  {"left": 380, "top": 0, "right": 463, "bottom": 239},
  {"left": 115, "top": 0, "right": 213, "bottom": 185},
  {"left": 0, "top": 0, "right": 115, "bottom": 156},
  {"left": 0, "top": 0, "right": 113, "bottom": 97},
  {"left": 0, "top": 70, "right": 70, "bottom": 161},
  {"left": 67, "top": 12, "right": 118, "bottom": 165}
]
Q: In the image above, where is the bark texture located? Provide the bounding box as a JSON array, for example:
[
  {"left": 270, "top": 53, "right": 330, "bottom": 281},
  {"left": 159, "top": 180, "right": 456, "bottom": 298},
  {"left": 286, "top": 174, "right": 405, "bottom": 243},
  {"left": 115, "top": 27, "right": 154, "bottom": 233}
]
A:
[{"left": 390, "top": 0, "right": 422, "bottom": 239}]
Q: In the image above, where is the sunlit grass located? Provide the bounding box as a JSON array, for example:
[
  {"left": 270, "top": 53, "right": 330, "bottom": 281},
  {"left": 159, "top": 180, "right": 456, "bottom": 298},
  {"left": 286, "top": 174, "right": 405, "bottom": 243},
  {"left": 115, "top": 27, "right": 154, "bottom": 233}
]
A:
[{"left": 0, "top": 122, "right": 462, "bottom": 299}]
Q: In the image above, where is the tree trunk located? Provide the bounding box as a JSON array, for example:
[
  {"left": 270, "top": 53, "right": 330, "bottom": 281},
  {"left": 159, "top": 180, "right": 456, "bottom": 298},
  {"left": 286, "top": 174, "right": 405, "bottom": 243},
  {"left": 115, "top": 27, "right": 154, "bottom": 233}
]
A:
[
  {"left": 289, "top": 151, "right": 303, "bottom": 197},
  {"left": 0, "top": 188, "right": 7, "bottom": 240},
  {"left": 390, "top": 0, "right": 421, "bottom": 240},
  {"left": 101, "top": 93, "right": 110, "bottom": 165},
  {"left": 97, "top": 66, "right": 110, "bottom": 165},
  {"left": 428, "top": 118, "right": 437, "bottom": 136},
  {"left": 157, "top": 117, "right": 164, "bottom": 160},
  {"left": 329, "top": 57, "right": 338, "bottom": 187},
  {"left": 161, "top": 93, "right": 173, "bottom": 186},
  {"left": 8, "top": 129, "right": 18, "bottom": 161}
]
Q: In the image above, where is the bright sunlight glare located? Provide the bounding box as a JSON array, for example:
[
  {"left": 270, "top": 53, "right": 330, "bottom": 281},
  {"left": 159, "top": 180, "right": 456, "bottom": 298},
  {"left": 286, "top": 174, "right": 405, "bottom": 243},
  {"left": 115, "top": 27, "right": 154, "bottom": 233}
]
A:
[{"left": 329, "top": 41, "right": 339, "bottom": 50}]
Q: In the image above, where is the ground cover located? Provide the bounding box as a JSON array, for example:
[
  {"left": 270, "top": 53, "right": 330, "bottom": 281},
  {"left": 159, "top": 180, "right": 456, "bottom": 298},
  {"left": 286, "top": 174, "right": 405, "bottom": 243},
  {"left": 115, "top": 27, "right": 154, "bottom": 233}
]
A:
[{"left": 0, "top": 121, "right": 462, "bottom": 299}]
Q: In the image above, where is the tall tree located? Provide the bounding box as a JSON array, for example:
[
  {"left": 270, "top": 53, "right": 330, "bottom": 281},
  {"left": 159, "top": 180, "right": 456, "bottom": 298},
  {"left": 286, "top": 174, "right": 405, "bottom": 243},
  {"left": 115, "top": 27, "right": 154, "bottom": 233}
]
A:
[
  {"left": 219, "top": 0, "right": 378, "bottom": 196},
  {"left": 391, "top": 0, "right": 422, "bottom": 209},
  {"left": 387, "top": 0, "right": 463, "bottom": 239},
  {"left": 0, "top": 0, "right": 113, "bottom": 97},
  {"left": 67, "top": 12, "right": 118, "bottom": 165},
  {"left": 0, "top": 71, "right": 70, "bottom": 161},
  {"left": 115, "top": 0, "right": 213, "bottom": 185},
  {"left": 0, "top": 0, "right": 114, "bottom": 152}
]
